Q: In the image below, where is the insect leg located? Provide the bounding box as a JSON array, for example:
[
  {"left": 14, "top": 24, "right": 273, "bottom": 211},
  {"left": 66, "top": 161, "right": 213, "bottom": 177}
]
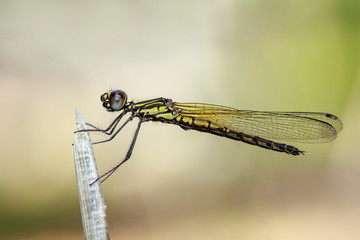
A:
[
  {"left": 75, "top": 110, "right": 127, "bottom": 135},
  {"left": 91, "top": 112, "right": 136, "bottom": 145},
  {"left": 91, "top": 118, "right": 144, "bottom": 185}
]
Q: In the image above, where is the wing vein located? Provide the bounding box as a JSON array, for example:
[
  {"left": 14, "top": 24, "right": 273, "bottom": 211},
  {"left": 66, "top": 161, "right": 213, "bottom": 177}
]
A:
[{"left": 174, "top": 103, "right": 343, "bottom": 143}]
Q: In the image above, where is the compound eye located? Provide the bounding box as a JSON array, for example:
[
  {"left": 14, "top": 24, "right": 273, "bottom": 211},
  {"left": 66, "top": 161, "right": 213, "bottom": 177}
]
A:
[{"left": 109, "top": 90, "right": 127, "bottom": 111}]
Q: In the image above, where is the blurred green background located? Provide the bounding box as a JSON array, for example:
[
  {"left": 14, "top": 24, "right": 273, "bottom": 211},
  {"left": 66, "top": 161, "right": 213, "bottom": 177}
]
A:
[{"left": 0, "top": 0, "right": 359, "bottom": 239}]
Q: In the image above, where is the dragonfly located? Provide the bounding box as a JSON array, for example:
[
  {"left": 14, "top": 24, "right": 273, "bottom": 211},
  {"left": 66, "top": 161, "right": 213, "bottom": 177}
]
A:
[{"left": 77, "top": 89, "right": 343, "bottom": 183}]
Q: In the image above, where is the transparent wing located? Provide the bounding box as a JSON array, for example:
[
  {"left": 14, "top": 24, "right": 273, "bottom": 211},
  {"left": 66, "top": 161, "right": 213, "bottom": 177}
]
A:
[{"left": 174, "top": 103, "right": 343, "bottom": 143}]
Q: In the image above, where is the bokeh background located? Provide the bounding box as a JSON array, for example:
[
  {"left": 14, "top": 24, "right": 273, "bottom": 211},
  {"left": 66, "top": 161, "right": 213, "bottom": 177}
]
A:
[{"left": 0, "top": 1, "right": 359, "bottom": 239}]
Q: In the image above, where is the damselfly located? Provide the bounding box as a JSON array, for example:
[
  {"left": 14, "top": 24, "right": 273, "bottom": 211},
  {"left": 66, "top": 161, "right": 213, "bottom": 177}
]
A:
[{"left": 77, "top": 89, "right": 343, "bottom": 183}]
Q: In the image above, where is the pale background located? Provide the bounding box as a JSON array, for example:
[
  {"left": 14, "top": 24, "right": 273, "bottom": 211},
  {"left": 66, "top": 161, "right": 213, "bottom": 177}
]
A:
[{"left": 0, "top": 1, "right": 359, "bottom": 239}]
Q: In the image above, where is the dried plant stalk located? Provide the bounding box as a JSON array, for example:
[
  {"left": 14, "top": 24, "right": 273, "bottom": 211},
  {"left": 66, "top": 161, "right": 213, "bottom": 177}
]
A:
[{"left": 73, "top": 109, "right": 110, "bottom": 240}]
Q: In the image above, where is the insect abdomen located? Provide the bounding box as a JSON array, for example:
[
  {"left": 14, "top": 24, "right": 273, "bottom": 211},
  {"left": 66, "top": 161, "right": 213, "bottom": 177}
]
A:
[{"left": 175, "top": 116, "right": 303, "bottom": 155}]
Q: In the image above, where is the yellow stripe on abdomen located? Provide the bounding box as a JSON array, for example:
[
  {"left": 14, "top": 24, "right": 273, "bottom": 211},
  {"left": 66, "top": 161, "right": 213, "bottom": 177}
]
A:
[{"left": 175, "top": 116, "right": 302, "bottom": 155}]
